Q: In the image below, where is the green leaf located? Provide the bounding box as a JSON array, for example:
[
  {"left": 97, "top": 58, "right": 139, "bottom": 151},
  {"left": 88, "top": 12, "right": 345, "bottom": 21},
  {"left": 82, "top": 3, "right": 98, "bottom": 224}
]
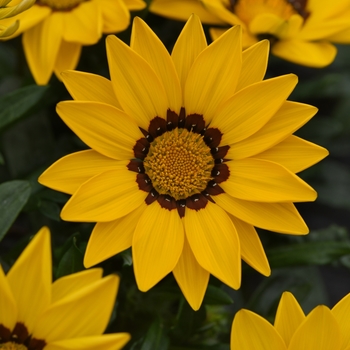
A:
[
  {"left": 56, "top": 236, "right": 84, "bottom": 278},
  {"left": 140, "top": 319, "right": 169, "bottom": 350},
  {"left": 0, "top": 180, "right": 31, "bottom": 242},
  {"left": 38, "top": 199, "right": 61, "bottom": 221},
  {"left": 203, "top": 285, "right": 233, "bottom": 305},
  {"left": 0, "top": 85, "right": 48, "bottom": 131}
]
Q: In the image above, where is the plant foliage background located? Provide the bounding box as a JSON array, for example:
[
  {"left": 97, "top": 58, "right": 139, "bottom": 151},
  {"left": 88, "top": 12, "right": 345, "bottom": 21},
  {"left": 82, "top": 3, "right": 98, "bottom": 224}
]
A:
[{"left": 1, "top": 1, "right": 350, "bottom": 349}]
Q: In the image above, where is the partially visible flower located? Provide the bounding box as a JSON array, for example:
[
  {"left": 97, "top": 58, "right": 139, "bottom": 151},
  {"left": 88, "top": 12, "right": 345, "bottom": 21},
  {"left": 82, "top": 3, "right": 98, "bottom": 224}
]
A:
[
  {"left": 231, "top": 291, "right": 350, "bottom": 349},
  {"left": 39, "top": 15, "right": 327, "bottom": 310},
  {"left": 0, "top": 0, "right": 34, "bottom": 37},
  {"left": 150, "top": 0, "right": 350, "bottom": 67},
  {"left": 0, "top": 0, "right": 146, "bottom": 84},
  {"left": 0, "top": 227, "right": 130, "bottom": 350}
]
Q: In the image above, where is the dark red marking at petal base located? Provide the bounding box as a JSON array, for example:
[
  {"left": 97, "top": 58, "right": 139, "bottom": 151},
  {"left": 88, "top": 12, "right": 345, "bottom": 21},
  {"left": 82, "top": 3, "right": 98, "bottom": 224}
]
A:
[
  {"left": 211, "top": 163, "right": 229, "bottom": 183},
  {"left": 28, "top": 338, "right": 46, "bottom": 350},
  {"left": 178, "top": 107, "right": 186, "bottom": 128},
  {"left": 145, "top": 188, "right": 159, "bottom": 205},
  {"left": 133, "top": 138, "right": 149, "bottom": 160},
  {"left": 205, "top": 180, "right": 225, "bottom": 196},
  {"left": 140, "top": 127, "right": 154, "bottom": 143},
  {"left": 158, "top": 195, "right": 177, "bottom": 211},
  {"left": 127, "top": 160, "right": 145, "bottom": 173},
  {"left": 203, "top": 128, "right": 222, "bottom": 148},
  {"left": 211, "top": 145, "right": 230, "bottom": 159},
  {"left": 12, "top": 323, "right": 29, "bottom": 344},
  {"left": 202, "top": 190, "right": 215, "bottom": 203},
  {"left": 148, "top": 117, "right": 168, "bottom": 138},
  {"left": 186, "top": 193, "right": 208, "bottom": 211},
  {"left": 0, "top": 324, "right": 11, "bottom": 342},
  {"left": 176, "top": 199, "right": 186, "bottom": 218},
  {"left": 185, "top": 114, "right": 206, "bottom": 134},
  {"left": 136, "top": 173, "right": 153, "bottom": 192},
  {"left": 166, "top": 109, "right": 179, "bottom": 131}
]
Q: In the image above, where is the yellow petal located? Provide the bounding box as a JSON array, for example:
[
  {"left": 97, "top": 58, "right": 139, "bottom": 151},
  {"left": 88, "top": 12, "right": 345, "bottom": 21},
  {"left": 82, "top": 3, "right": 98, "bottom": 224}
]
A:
[
  {"left": 274, "top": 292, "right": 305, "bottom": 347},
  {"left": 22, "top": 12, "right": 62, "bottom": 85},
  {"left": 0, "top": 265, "right": 17, "bottom": 332},
  {"left": 184, "top": 201, "right": 241, "bottom": 290},
  {"left": 230, "top": 309, "right": 287, "bottom": 350},
  {"left": 272, "top": 40, "right": 337, "bottom": 68},
  {"left": 184, "top": 25, "right": 242, "bottom": 124},
  {"left": 173, "top": 236, "right": 209, "bottom": 310},
  {"left": 106, "top": 35, "right": 169, "bottom": 130},
  {"left": 99, "top": 0, "right": 129, "bottom": 33},
  {"left": 255, "top": 135, "right": 329, "bottom": 173},
  {"left": 46, "top": 334, "right": 130, "bottom": 350},
  {"left": 84, "top": 202, "right": 147, "bottom": 268},
  {"left": 249, "top": 13, "right": 287, "bottom": 37},
  {"left": 52, "top": 269, "right": 103, "bottom": 303},
  {"left": 61, "top": 70, "right": 121, "bottom": 108},
  {"left": 123, "top": 0, "right": 146, "bottom": 10},
  {"left": 61, "top": 168, "right": 146, "bottom": 222},
  {"left": 133, "top": 201, "right": 184, "bottom": 291},
  {"left": 171, "top": 14, "right": 207, "bottom": 94},
  {"left": 289, "top": 306, "right": 341, "bottom": 350},
  {"left": 228, "top": 214, "right": 270, "bottom": 276},
  {"left": 211, "top": 74, "right": 298, "bottom": 145},
  {"left": 0, "top": 20, "right": 19, "bottom": 38},
  {"left": 236, "top": 40, "right": 269, "bottom": 92},
  {"left": 214, "top": 194, "right": 308, "bottom": 234},
  {"left": 332, "top": 292, "right": 350, "bottom": 349},
  {"left": 7, "top": 227, "right": 51, "bottom": 334},
  {"left": 327, "top": 27, "right": 350, "bottom": 44},
  {"left": 62, "top": 1, "right": 102, "bottom": 45},
  {"left": 226, "top": 101, "right": 318, "bottom": 159},
  {"left": 56, "top": 101, "right": 143, "bottom": 160},
  {"left": 54, "top": 41, "right": 81, "bottom": 80},
  {"left": 33, "top": 275, "right": 119, "bottom": 342},
  {"left": 39, "top": 150, "right": 125, "bottom": 195},
  {"left": 222, "top": 159, "right": 317, "bottom": 202}
]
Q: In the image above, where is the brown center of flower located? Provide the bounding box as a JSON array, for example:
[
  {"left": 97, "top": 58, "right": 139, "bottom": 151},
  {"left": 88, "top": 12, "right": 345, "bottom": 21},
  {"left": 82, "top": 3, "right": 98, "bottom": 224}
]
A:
[
  {"left": 143, "top": 128, "right": 214, "bottom": 200},
  {"left": 37, "top": 0, "right": 85, "bottom": 10},
  {"left": 0, "top": 343, "right": 27, "bottom": 350}
]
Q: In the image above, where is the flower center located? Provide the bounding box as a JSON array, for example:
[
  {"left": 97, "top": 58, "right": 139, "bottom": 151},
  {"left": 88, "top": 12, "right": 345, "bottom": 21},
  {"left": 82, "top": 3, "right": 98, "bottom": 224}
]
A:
[
  {"left": 37, "top": 0, "right": 85, "bottom": 10},
  {"left": 143, "top": 128, "right": 214, "bottom": 200},
  {"left": 0, "top": 343, "right": 27, "bottom": 350}
]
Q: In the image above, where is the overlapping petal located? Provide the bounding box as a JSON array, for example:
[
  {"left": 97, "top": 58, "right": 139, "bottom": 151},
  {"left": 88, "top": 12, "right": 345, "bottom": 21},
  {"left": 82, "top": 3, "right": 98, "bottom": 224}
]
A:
[{"left": 54, "top": 41, "right": 81, "bottom": 80}]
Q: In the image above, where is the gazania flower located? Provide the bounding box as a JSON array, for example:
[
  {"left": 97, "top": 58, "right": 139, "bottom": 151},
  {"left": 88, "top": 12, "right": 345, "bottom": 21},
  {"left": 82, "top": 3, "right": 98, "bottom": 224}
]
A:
[
  {"left": 39, "top": 15, "right": 327, "bottom": 310},
  {"left": 0, "top": 0, "right": 145, "bottom": 85},
  {"left": 231, "top": 291, "right": 350, "bottom": 349},
  {"left": 150, "top": 0, "right": 350, "bottom": 67},
  {"left": 0, "top": 0, "right": 34, "bottom": 37},
  {"left": 0, "top": 227, "right": 130, "bottom": 350}
]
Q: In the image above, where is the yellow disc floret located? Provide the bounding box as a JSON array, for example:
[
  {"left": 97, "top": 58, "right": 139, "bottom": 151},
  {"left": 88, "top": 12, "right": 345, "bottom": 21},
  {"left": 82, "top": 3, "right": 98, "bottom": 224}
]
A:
[
  {"left": 0, "top": 343, "right": 27, "bottom": 350},
  {"left": 144, "top": 128, "right": 214, "bottom": 200},
  {"left": 38, "top": 0, "right": 85, "bottom": 10}
]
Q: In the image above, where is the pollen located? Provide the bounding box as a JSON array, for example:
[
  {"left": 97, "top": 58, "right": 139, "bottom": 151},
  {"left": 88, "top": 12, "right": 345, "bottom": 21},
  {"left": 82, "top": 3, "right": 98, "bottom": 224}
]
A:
[
  {"left": 0, "top": 343, "right": 27, "bottom": 350},
  {"left": 38, "top": 0, "right": 86, "bottom": 10},
  {"left": 144, "top": 129, "right": 215, "bottom": 200}
]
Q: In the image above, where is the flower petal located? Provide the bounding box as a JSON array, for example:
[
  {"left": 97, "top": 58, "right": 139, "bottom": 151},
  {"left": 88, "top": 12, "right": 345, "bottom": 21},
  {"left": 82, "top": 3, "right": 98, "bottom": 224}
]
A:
[
  {"left": 131, "top": 17, "right": 182, "bottom": 113},
  {"left": 171, "top": 14, "right": 207, "bottom": 95},
  {"left": 228, "top": 214, "right": 270, "bottom": 276},
  {"left": 211, "top": 75, "right": 298, "bottom": 145},
  {"left": 33, "top": 275, "right": 119, "bottom": 342},
  {"left": 289, "top": 306, "right": 341, "bottom": 350},
  {"left": 84, "top": 203, "right": 147, "bottom": 268},
  {"left": 54, "top": 41, "right": 81, "bottom": 80},
  {"left": 222, "top": 159, "right": 317, "bottom": 202},
  {"left": 173, "top": 236, "right": 209, "bottom": 310},
  {"left": 39, "top": 150, "right": 125, "bottom": 195},
  {"left": 46, "top": 334, "right": 130, "bottom": 350},
  {"left": 123, "top": 0, "right": 146, "bottom": 10},
  {"left": 56, "top": 101, "right": 143, "bottom": 160},
  {"left": 99, "top": 0, "right": 129, "bottom": 33},
  {"left": 274, "top": 292, "right": 305, "bottom": 347},
  {"left": 106, "top": 35, "right": 169, "bottom": 130},
  {"left": 7, "top": 227, "right": 51, "bottom": 334},
  {"left": 231, "top": 309, "right": 287, "bottom": 350},
  {"left": 201, "top": 0, "right": 244, "bottom": 26},
  {"left": 272, "top": 40, "right": 337, "bottom": 68},
  {"left": 226, "top": 101, "right": 318, "bottom": 159},
  {"left": 61, "top": 168, "right": 146, "bottom": 222},
  {"left": 184, "top": 25, "right": 242, "bottom": 124},
  {"left": 332, "top": 292, "right": 350, "bottom": 349},
  {"left": 51, "top": 269, "right": 103, "bottom": 304},
  {"left": 0, "top": 265, "right": 17, "bottom": 332},
  {"left": 255, "top": 135, "right": 328, "bottom": 173},
  {"left": 61, "top": 70, "right": 121, "bottom": 108},
  {"left": 133, "top": 201, "right": 184, "bottom": 291},
  {"left": 22, "top": 12, "right": 62, "bottom": 85},
  {"left": 184, "top": 201, "right": 241, "bottom": 290},
  {"left": 236, "top": 39, "right": 269, "bottom": 92},
  {"left": 214, "top": 194, "right": 308, "bottom": 234}
]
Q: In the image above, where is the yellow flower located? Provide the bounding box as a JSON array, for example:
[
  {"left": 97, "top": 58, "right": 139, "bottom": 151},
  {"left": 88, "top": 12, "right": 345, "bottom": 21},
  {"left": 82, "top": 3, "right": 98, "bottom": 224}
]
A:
[
  {"left": 0, "top": 0, "right": 146, "bottom": 85},
  {"left": 39, "top": 15, "right": 327, "bottom": 310},
  {"left": 0, "top": 227, "right": 130, "bottom": 350},
  {"left": 231, "top": 291, "right": 350, "bottom": 349},
  {"left": 150, "top": 0, "right": 350, "bottom": 67},
  {"left": 0, "top": 0, "right": 34, "bottom": 37}
]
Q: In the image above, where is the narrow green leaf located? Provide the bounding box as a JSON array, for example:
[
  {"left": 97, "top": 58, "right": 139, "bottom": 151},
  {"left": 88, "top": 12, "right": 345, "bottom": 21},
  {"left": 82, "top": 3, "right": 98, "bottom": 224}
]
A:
[
  {"left": 0, "top": 180, "right": 31, "bottom": 241},
  {"left": 141, "top": 319, "right": 169, "bottom": 350},
  {"left": 0, "top": 85, "right": 48, "bottom": 131}
]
